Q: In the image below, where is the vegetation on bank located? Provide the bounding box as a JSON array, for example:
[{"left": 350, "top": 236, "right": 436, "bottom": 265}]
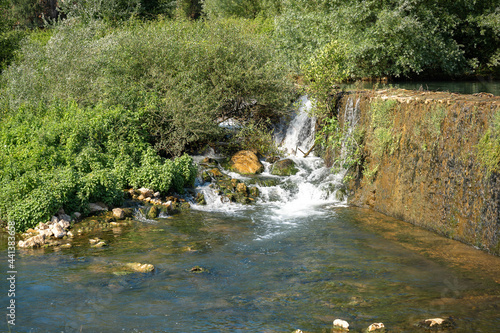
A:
[{"left": 0, "top": 0, "right": 499, "bottom": 230}]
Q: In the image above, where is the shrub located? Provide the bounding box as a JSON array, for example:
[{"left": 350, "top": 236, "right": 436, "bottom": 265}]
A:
[
  {"left": 2, "top": 18, "right": 294, "bottom": 156},
  {"left": 0, "top": 101, "right": 198, "bottom": 231}
]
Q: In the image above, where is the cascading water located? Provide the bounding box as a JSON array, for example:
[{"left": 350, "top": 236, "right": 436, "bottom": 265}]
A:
[{"left": 193, "top": 96, "right": 348, "bottom": 218}]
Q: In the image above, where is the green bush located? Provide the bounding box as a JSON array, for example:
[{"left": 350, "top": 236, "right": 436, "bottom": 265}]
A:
[
  {"left": 2, "top": 18, "right": 294, "bottom": 156},
  {"left": 274, "top": 0, "right": 494, "bottom": 79},
  {"left": 0, "top": 101, "right": 197, "bottom": 231}
]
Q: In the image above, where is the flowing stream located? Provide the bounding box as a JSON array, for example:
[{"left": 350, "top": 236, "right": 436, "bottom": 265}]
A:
[{"left": 1, "top": 97, "right": 500, "bottom": 332}]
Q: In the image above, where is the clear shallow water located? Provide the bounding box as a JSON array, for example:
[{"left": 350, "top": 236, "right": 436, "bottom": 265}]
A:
[{"left": 1, "top": 206, "right": 499, "bottom": 333}]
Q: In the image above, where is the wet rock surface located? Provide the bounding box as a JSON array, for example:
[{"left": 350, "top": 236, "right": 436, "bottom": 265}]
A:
[{"left": 270, "top": 158, "right": 299, "bottom": 176}]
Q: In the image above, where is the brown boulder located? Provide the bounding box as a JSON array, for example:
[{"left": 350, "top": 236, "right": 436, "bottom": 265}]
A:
[
  {"left": 112, "top": 208, "right": 125, "bottom": 220},
  {"left": 230, "top": 150, "right": 264, "bottom": 175}
]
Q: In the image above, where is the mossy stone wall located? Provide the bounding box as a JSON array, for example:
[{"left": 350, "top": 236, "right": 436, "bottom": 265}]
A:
[{"left": 341, "top": 89, "right": 500, "bottom": 255}]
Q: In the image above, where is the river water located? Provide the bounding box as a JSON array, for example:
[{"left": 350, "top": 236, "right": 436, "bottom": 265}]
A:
[
  {"left": 342, "top": 80, "right": 500, "bottom": 96},
  {"left": 1, "top": 98, "right": 499, "bottom": 332}
]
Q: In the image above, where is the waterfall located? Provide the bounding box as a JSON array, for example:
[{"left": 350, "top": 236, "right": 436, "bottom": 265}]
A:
[
  {"left": 193, "top": 96, "right": 351, "bottom": 214},
  {"left": 279, "top": 95, "right": 316, "bottom": 156}
]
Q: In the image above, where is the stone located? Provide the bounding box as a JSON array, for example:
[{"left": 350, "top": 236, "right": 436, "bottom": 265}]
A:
[
  {"left": 230, "top": 150, "right": 264, "bottom": 175},
  {"left": 93, "top": 241, "right": 108, "bottom": 248},
  {"left": 89, "top": 238, "right": 101, "bottom": 245},
  {"left": 39, "top": 229, "right": 54, "bottom": 238},
  {"left": 59, "top": 213, "right": 72, "bottom": 222},
  {"left": 60, "top": 243, "right": 72, "bottom": 249},
  {"left": 181, "top": 202, "right": 191, "bottom": 210},
  {"left": 189, "top": 266, "right": 207, "bottom": 273},
  {"left": 249, "top": 186, "right": 260, "bottom": 197},
  {"left": 58, "top": 220, "right": 71, "bottom": 230},
  {"left": 153, "top": 191, "right": 161, "bottom": 198},
  {"left": 266, "top": 156, "right": 280, "bottom": 163},
  {"left": 124, "top": 262, "right": 155, "bottom": 273},
  {"left": 270, "top": 158, "right": 299, "bottom": 176},
  {"left": 367, "top": 323, "right": 385, "bottom": 331},
  {"left": 209, "top": 168, "right": 224, "bottom": 178},
  {"left": 333, "top": 319, "right": 349, "bottom": 331},
  {"left": 236, "top": 182, "right": 248, "bottom": 194},
  {"left": 147, "top": 205, "right": 159, "bottom": 219},
  {"left": 201, "top": 157, "right": 218, "bottom": 165},
  {"left": 73, "top": 212, "right": 82, "bottom": 220},
  {"left": 195, "top": 193, "right": 207, "bottom": 205},
  {"left": 38, "top": 222, "right": 49, "bottom": 230},
  {"left": 89, "top": 203, "right": 108, "bottom": 213},
  {"left": 51, "top": 216, "right": 59, "bottom": 224},
  {"left": 201, "top": 171, "right": 212, "bottom": 183},
  {"left": 138, "top": 187, "right": 154, "bottom": 198},
  {"left": 418, "top": 317, "right": 455, "bottom": 330},
  {"left": 18, "top": 235, "right": 45, "bottom": 248},
  {"left": 112, "top": 208, "right": 126, "bottom": 220},
  {"left": 51, "top": 224, "right": 66, "bottom": 239}
]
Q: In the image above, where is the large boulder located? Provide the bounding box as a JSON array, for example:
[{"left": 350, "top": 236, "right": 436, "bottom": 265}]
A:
[
  {"left": 270, "top": 158, "right": 299, "bottom": 176},
  {"left": 112, "top": 208, "right": 126, "bottom": 220},
  {"left": 229, "top": 150, "right": 264, "bottom": 175}
]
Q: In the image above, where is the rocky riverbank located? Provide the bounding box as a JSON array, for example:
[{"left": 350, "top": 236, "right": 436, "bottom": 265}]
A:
[{"left": 15, "top": 149, "right": 303, "bottom": 250}]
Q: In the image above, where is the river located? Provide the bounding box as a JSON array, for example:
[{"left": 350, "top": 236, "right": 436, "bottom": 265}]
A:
[{"left": 1, "top": 97, "right": 499, "bottom": 332}]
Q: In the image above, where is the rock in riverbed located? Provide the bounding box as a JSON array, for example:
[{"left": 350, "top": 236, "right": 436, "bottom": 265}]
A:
[{"left": 229, "top": 150, "right": 264, "bottom": 175}]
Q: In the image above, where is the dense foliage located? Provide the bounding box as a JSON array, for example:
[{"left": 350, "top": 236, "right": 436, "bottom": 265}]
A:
[
  {"left": 275, "top": 0, "right": 500, "bottom": 79},
  {"left": 0, "top": 101, "right": 197, "bottom": 230}
]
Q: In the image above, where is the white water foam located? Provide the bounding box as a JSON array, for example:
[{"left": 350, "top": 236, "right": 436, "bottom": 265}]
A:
[{"left": 192, "top": 96, "right": 350, "bottom": 219}]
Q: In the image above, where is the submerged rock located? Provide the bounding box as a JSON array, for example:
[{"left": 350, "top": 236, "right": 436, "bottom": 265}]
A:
[
  {"left": 367, "top": 323, "right": 385, "bottom": 332},
  {"left": 229, "top": 150, "right": 264, "bottom": 175},
  {"left": 249, "top": 186, "right": 259, "bottom": 197},
  {"left": 270, "top": 158, "right": 299, "bottom": 176},
  {"left": 195, "top": 193, "right": 206, "bottom": 205},
  {"left": 417, "top": 317, "right": 455, "bottom": 330},
  {"left": 189, "top": 266, "right": 208, "bottom": 273},
  {"left": 124, "top": 262, "right": 155, "bottom": 273}
]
